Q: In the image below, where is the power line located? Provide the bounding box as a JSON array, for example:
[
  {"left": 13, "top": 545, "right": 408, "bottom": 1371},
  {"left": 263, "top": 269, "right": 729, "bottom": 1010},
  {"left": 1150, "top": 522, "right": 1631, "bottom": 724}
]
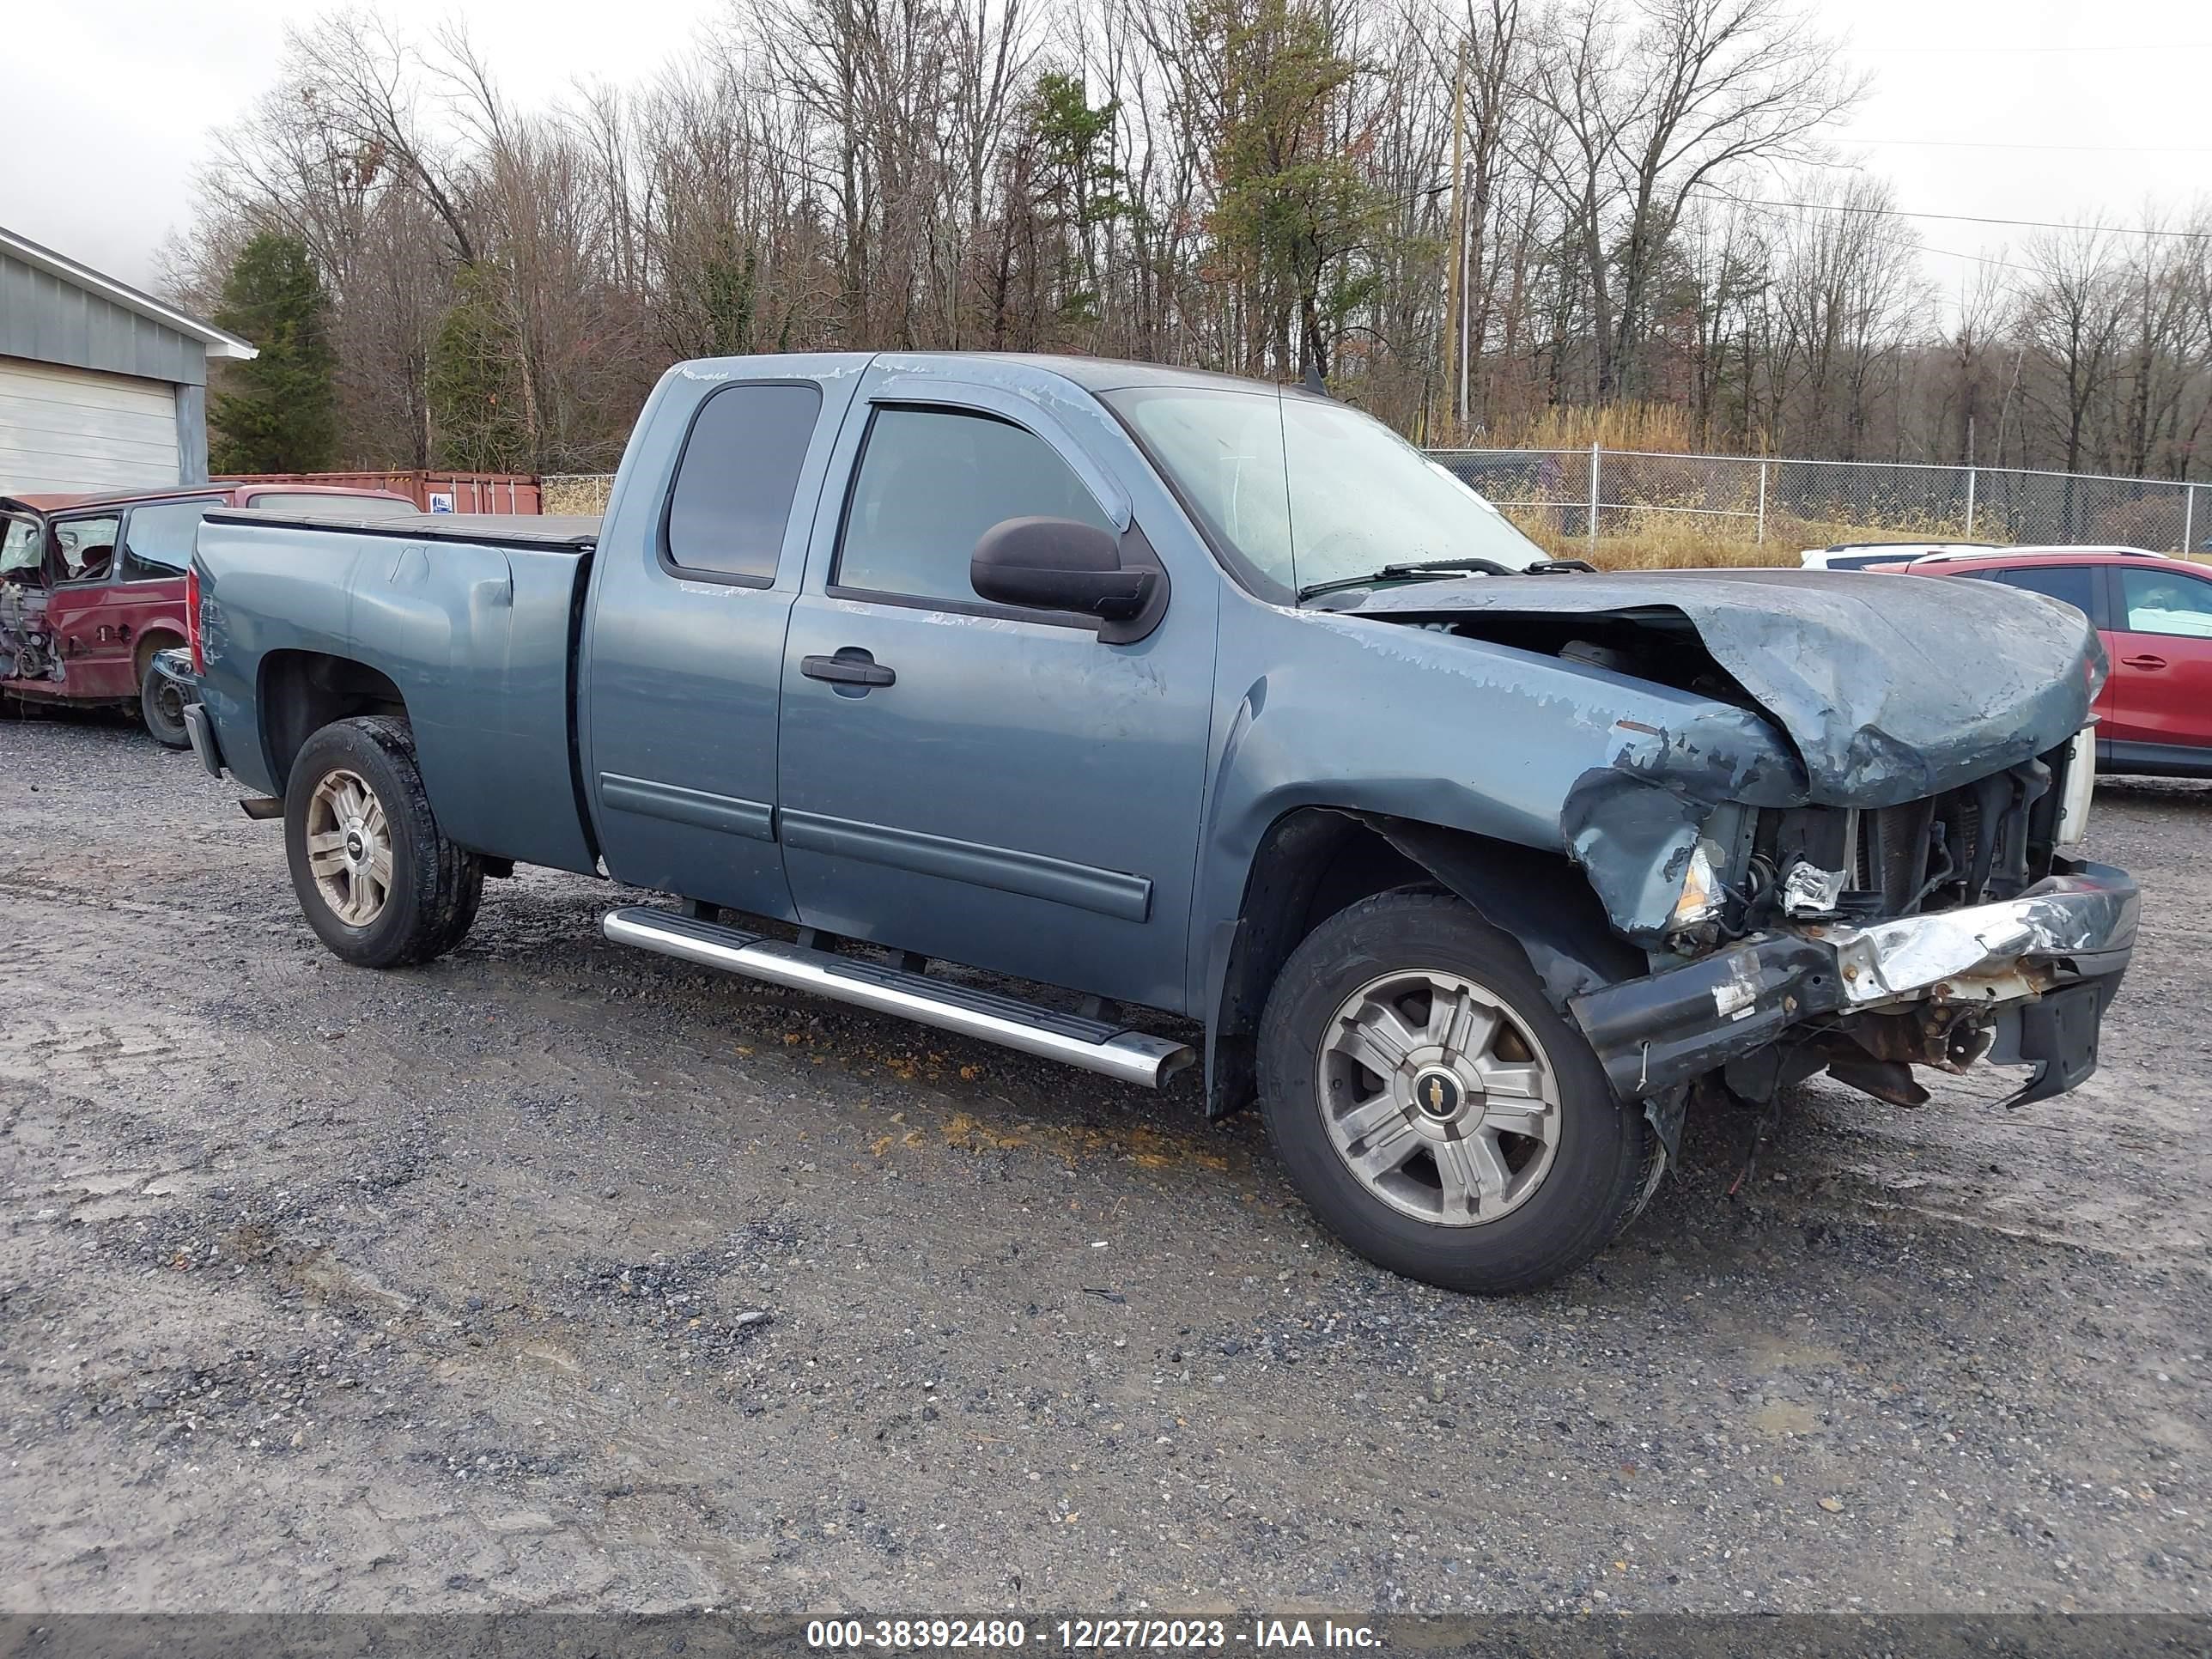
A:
[
  {"left": 1917, "top": 245, "right": 2040, "bottom": 276},
  {"left": 1850, "top": 136, "right": 2212, "bottom": 155},
  {"left": 1847, "top": 41, "right": 2212, "bottom": 53},
  {"left": 1692, "top": 190, "right": 2212, "bottom": 240}
]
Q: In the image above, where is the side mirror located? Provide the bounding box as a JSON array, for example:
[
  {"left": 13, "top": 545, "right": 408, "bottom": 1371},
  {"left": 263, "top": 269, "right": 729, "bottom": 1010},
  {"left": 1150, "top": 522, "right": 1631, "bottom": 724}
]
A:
[{"left": 970, "top": 516, "right": 1158, "bottom": 623}]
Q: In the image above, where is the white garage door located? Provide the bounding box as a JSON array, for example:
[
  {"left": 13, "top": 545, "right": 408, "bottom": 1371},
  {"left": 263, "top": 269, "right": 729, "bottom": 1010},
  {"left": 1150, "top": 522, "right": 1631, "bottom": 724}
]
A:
[{"left": 0, "top": 356, "right": 180, "bottom": 495}]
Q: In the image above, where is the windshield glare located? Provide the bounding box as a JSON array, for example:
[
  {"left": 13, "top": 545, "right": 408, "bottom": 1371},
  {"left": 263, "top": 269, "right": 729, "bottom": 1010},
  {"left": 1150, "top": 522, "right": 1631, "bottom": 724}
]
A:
[{"left": 1103, "top": 386, "right": 1545, "bottom": 599}]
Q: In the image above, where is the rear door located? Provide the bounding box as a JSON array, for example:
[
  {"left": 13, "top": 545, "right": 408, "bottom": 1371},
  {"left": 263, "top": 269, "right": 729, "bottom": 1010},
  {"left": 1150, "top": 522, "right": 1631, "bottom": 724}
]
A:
[
  {"left": 106, "top": 498, "right": 210, "bottom": 679},
  {"left": 2106, "top": 563, "right": 2212, "bottom": 759},
  {"left": 583, "top": 374, "right": 845, "bottom": 921}
]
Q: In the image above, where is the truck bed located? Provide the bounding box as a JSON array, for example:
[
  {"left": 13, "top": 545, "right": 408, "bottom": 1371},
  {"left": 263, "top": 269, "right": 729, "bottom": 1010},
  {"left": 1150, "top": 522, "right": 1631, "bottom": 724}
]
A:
[{"left": 194, "top": 509, "right": 601, "bottom": 876}]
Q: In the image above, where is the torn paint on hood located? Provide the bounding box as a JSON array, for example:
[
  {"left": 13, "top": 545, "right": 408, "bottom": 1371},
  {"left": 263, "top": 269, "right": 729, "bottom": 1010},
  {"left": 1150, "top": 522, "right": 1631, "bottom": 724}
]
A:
[{"left": 1317, "top": 567, "right": 2106, "bottom": 806}]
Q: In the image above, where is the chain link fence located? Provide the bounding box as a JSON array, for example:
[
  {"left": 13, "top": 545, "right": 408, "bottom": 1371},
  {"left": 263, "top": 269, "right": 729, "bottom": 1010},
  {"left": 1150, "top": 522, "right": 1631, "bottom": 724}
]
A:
[
  {"left": 547, "top": 453, "right": 2209, "bottom": 567},
  {"left": 541, "top": 474, "right": 617, "bottom": 515},
  {"left": 1427, "top": 447, "right": 2210, "bottom": 564}
]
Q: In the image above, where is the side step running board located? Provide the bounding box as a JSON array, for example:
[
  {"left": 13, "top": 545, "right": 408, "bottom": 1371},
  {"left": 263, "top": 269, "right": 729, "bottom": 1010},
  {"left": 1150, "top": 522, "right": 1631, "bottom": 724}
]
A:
[{"left": 602, "top": 907, "right": 1196, "bottom": 1090}]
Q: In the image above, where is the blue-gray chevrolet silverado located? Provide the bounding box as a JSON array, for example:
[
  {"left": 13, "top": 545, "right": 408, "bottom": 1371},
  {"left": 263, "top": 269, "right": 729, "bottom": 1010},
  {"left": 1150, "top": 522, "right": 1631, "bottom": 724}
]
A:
[{"left": 180, "top": 352, "right": 2138, "bottom": 1294}]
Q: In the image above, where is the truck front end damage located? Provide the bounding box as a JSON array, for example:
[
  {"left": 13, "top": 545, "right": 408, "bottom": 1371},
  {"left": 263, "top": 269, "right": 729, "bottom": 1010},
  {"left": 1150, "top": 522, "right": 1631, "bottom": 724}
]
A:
[
  {"left": 1570, "top": 716, "right": 2136, "bottom": 1113},
  {"left": 1332, "top": 567, "right": 2137, "bottom": 1115},
  {"left": 1572, "top": 858, "right": 2136, "bottom": 1110}
]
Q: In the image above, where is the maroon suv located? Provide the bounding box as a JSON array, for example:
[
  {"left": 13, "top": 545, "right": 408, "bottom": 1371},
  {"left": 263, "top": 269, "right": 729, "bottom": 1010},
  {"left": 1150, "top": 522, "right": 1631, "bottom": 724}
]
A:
[{"left": 1, "top": 483, "right": 415, "bottom": 745}]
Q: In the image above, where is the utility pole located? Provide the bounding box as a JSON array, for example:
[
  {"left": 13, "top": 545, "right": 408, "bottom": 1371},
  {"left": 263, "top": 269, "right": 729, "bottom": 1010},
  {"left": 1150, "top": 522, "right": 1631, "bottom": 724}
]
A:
[{"left": 1442, "top": 40, "right": 1468, "bottom": 435}]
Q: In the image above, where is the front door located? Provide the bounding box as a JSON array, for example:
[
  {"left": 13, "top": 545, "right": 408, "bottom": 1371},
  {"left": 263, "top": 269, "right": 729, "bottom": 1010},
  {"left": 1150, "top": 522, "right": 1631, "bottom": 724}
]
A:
[
  {"left": 41, "top": 513, "right": 131, "bottom": 699},
  {"left": 583, "top": 372, "right": 850, "bottom": 920},
  {"left": 776, "top": 376, "right": 1214, "bottom": 1012},
  {"left": 2106, "top": 563, "right": 2212, "bottom": 760}
]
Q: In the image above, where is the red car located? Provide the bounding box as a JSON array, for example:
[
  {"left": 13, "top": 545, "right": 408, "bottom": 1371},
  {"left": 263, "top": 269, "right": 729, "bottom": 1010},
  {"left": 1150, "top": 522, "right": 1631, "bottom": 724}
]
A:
[
  {"left": 1881, "top": 548, "right": 2212, "bottom": 777},
  {"left": 1, "top": 483, "right": 416, "bottom": 745}
]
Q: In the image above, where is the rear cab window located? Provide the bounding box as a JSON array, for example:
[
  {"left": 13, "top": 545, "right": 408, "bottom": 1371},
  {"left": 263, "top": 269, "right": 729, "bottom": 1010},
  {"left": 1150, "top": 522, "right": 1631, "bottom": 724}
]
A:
[
  {"left": 833, "top": 406, "right": 1112, "bottom": 610},
  {"left": 662, "top": 382, "right": 823, "bottom": 585}
]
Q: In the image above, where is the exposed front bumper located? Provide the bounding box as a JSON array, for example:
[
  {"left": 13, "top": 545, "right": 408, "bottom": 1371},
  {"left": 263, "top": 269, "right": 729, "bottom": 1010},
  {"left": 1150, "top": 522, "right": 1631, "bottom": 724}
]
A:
[{"left": 1571, "top": 861, "right": 2138, "bottom": 1107}]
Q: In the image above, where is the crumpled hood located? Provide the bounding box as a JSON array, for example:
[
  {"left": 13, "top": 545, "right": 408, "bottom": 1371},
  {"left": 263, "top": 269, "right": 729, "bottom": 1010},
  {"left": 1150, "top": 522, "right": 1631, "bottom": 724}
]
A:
[{"left": 1321, "top": 567, "right": 2106, "bottom": 805}]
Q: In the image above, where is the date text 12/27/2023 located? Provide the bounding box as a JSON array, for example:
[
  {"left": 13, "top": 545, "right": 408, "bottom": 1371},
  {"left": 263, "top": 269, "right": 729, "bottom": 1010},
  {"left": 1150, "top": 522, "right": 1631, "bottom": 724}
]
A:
[{"left": 804, "top": 1619, "right": 1382, "bottom": 1650}]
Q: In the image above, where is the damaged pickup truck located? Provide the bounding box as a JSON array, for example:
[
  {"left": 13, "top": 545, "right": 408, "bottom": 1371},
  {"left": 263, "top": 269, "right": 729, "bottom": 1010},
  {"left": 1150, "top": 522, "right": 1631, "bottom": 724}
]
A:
[{"left": 179, "top": 353, "right": 2136, "bottom": 1293}]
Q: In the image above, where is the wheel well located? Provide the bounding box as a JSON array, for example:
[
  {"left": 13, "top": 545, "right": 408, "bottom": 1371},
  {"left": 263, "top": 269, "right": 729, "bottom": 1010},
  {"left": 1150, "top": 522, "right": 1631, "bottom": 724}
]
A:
[
  {"left": 1205, "top": 807, "right": 1641, "bottom": 1119},
  {"left": 132, "top": 629, "right": 185, "bottom": 683},
  {"left": 259, "top": 651, "right": 409, "bottom": 791}
]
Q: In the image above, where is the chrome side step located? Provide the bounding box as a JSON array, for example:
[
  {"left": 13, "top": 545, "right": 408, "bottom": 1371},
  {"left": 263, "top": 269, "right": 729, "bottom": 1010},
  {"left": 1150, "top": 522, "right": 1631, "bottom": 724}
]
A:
[{"left": 601, "top": 907, "right": 1196, "bottom": 1090}]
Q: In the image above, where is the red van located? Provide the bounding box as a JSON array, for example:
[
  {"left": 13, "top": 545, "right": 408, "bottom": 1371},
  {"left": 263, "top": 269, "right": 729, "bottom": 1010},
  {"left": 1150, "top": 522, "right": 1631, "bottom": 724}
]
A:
[{"left": 1, "top": 483, "right": 415, "bottom": 745}]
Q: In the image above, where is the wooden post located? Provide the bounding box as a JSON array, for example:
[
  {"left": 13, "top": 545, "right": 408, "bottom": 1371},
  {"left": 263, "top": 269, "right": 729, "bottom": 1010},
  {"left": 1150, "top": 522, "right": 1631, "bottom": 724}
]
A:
[{"left": 1442, "top": 42, "right": 1468, "bottom": 434}]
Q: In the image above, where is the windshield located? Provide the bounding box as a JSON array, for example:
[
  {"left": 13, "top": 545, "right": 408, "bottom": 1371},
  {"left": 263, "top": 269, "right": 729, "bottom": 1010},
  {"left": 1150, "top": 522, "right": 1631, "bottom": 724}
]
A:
[{"left": 1101, "top": 386, "right": 1546, "bottom": 600}]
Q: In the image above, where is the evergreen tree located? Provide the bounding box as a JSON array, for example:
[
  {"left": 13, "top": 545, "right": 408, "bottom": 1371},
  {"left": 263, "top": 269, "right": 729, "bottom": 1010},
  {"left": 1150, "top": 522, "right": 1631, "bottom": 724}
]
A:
[
  {"left": 208, "top": 233, "right": 339, "bottom": 473},
  {"left": 427, "top": 263, "right": 531, "bottom": 471}
]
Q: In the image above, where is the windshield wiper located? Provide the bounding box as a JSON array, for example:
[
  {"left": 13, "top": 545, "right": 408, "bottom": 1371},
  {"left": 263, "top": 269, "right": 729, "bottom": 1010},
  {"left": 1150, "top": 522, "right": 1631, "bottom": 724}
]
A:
[{"left": 1296, "top": 556, "right": 1591, "bottom": 602}]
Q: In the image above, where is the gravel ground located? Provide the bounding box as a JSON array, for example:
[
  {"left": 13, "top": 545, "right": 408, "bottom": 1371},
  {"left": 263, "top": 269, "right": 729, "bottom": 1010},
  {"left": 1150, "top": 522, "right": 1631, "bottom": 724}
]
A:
[{"left": 1, "top": 709, "right": 2206, "bottom": 1615}]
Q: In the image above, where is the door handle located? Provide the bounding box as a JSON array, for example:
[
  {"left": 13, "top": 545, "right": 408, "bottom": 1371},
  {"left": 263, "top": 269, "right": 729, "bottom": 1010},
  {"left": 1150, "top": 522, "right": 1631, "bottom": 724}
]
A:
[
  {"left": 801, "top": 650, "right": 896, "bottom": 688},
  {"left": 2122, "top": 654, "right": 2167, "bottom": 671}
]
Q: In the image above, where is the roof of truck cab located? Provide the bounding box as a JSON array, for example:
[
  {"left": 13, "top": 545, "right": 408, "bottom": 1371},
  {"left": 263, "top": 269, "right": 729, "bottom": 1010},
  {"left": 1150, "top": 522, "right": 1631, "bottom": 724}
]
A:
[
  {"left": 972, "top": 354, "right": 1300, "bottom": 396},
  {"left": 672, "top": 349, "right": 1301, "bottom": 399}
]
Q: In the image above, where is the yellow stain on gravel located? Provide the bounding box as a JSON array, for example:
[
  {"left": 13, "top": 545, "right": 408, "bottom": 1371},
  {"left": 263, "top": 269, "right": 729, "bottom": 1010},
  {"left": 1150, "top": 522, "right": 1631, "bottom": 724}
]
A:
[
  {"left": 1754, "top": 1401, "right": 1821, "bottom": 1438},
  {"left": 853, "top": 1106, "right": 1243, "bottom": 1174}
]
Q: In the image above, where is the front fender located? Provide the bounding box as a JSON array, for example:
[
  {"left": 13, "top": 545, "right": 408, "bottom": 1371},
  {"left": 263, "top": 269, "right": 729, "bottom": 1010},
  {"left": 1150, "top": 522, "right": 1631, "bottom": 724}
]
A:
[{"left": 1187, "top": 604, "right": 1808, "bottom": 1013}]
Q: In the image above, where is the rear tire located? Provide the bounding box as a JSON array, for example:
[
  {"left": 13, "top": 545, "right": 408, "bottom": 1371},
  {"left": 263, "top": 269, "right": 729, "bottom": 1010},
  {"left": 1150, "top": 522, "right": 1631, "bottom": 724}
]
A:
[
  {"left": 1256, "top": 890, "right": 1647, "bottom": 1295},
  {"left": 139, "top": 655, "right": 191, "bottom": 748},
  {"left": 284, "top": 717, "right": 483, "bottom": 968}
]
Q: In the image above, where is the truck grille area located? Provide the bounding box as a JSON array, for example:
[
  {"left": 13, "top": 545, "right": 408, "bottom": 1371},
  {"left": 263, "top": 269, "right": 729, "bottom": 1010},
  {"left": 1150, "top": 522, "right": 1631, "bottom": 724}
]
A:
[{"left": 1752, "top": 739, "right": 2074, "bottom": 924}]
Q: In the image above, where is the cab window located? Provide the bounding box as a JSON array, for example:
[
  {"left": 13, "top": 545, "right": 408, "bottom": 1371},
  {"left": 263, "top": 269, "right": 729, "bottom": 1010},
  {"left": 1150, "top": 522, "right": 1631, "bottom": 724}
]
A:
[
  {"left": 52, "top": 516, "right": 122, "bottom": 583},
  {"left": 835, "top": 406, "right": 1112, "bottom": 609},
  {"left": 2118, "top": 568, "right": 2212, "bottom": 639},
  {"left": 119, "top": 501, "right": 213, "bottom": 581}
]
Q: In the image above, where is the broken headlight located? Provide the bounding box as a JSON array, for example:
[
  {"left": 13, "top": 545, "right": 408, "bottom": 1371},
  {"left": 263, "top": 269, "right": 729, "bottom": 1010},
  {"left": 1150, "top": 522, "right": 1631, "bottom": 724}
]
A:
[
  {"left": 2055, "top": 724, "right": 2095, "bottom": 848},
  {"left": 1667, "top": 841, "right": 1725, "bottom": 932}
]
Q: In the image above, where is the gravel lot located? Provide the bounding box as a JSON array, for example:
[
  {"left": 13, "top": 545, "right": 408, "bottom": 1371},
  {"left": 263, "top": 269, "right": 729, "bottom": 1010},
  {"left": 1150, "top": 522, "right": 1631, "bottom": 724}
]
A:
[{"left": 2, "top": 709, "right": 2206, "bottom": 1616}]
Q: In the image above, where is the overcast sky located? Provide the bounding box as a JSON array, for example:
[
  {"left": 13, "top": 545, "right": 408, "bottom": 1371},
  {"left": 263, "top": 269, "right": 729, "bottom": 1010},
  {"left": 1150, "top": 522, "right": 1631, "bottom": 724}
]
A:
[{"left": 4, "top": 0, "right": 2206, "bottom": 305}]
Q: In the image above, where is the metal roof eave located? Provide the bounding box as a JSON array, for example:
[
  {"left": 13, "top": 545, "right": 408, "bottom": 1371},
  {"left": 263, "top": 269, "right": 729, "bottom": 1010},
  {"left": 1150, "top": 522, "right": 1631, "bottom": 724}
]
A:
[{"left": 0, "top": 224, "right": 258, "bottom": 361}]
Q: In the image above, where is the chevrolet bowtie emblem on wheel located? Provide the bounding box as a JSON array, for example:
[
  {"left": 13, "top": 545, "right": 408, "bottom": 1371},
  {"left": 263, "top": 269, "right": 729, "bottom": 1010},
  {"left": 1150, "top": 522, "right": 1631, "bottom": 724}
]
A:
[{"left": 1413, "top": 1069, "right": 1462, "bottom": 1121}]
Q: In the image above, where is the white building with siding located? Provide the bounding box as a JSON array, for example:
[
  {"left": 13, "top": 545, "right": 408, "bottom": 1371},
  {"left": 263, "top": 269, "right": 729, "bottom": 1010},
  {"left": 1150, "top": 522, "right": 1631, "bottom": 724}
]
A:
[{"left": 0, "top": 227, "right": 256, "bottom": 495}]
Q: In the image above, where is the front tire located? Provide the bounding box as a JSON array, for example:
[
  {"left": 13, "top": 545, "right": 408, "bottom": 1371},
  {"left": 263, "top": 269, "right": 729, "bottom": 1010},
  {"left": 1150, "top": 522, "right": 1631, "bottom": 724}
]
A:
[
  {"left": 1256, "top": 890, "right": 1647, "bottom": 1295},
  {"left": 139, "top": 655, "right": 191, "bottom": 748},
  {"left": 284, "top": 717, "right": 483, "bottom": 968}
]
